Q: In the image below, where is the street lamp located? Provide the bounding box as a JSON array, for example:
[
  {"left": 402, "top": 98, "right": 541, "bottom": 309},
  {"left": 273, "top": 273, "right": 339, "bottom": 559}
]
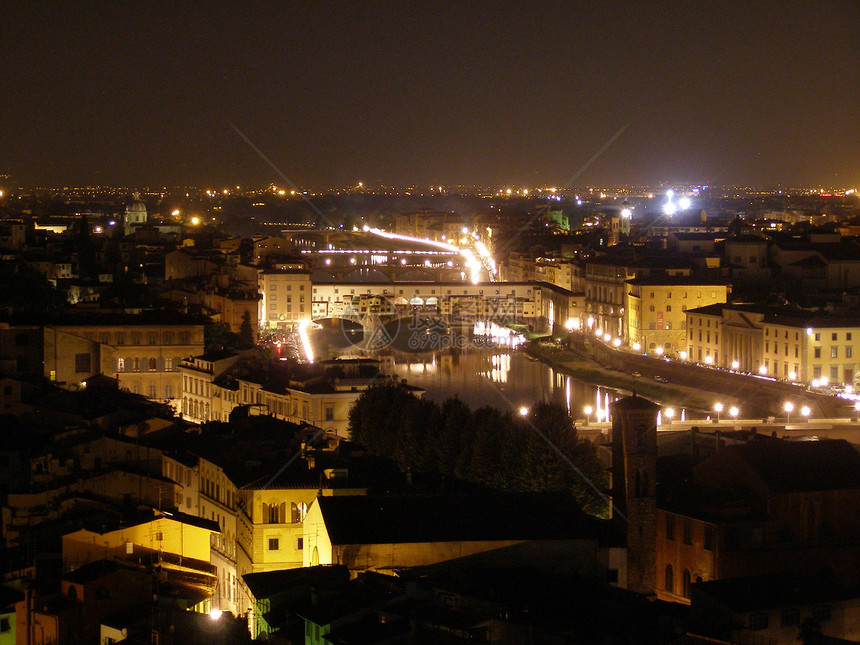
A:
[
  {"left": 518, "top": 406, "right": 529, "bottom": 417},
  {"left": 584, "top": 405, "right": 593, "bottom": 424},
  {"left": 731, "top": 360, "right": 740, "bottom": 370},
  {"left": 784, "top": 401, "right": 794, "bottom": 423},
  {"left": 664, "top": 407, "right": 675, "bottom": 421},
  {"left": 801, "top": 405, "right": 810, "bottom": 419},
  {"left": 729, "top": 406, "right": 739, "bottom": 419},
  {"left": 714, "top": 402, "right": 723, "bottom": 422}
]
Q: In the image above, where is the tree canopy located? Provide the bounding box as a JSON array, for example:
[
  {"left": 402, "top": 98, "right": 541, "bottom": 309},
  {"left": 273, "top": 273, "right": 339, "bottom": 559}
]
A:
[{"left": 348, "top": 384, "right": 609, "bottom": 517}]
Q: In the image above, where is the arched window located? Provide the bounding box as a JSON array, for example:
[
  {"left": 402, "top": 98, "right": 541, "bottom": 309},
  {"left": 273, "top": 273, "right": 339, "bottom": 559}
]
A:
[
  {"left": 664, "top": 564, "right": 674, "bottom": 594},
  {"left": 682, "top": 569, "right": 692, "bottom": 598},
  {"left": 117, "top": 357, "right": 125, "bottom": 372},
  {"left": 291, "top": 501, "right": 308, "bottom": 523},
  {"left": 268, "top": 502, "right": 281, "bottom": 524}
]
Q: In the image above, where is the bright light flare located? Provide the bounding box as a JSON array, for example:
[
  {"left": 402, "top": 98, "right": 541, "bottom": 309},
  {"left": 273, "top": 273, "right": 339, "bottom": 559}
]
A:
[
  {"left": 758, "top": 365, "right": 768, "bottom": 375},
  {"left": 729, "top": 406, "right": 739, "bottom": 418},
  {"left": 731, "top": 360, "right": 740, "bottom": 370},
  {"left": 209, "top": 609, "right": 223, "bottom": 620},
  {"left": 678, "top": 197, "right": 691, "bottom": 210},
  {"left": 621, "top": 207, "right": 632, "bottom": 218},
  {"left": 663, "top": 202, "right": 677, "bottom": 215},
  {"left": 519, "top": 406, "right": 529, "bottom": 417},
  {"left": 298, "top": 321, "right": 315, "bottom": 364},
  {"left": 190, "top": 216, "right": 200, "bottom": 225}
]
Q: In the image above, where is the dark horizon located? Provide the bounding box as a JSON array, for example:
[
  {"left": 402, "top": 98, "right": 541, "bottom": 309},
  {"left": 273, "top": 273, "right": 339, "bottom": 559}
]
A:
[{"left": 2, "top": 1, "right": 858, "bottom": 189}]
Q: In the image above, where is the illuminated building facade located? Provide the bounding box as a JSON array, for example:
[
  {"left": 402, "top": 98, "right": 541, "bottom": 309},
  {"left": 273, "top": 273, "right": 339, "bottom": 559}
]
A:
[
  {"left": 686, "top": 303, "right": 860, "bottom": 385},
  {"left": 259, "top": 269, "right": 313, "bottom": 330},
  {"left": 626, "top": 276, "right": 729, "bottom": 356}
]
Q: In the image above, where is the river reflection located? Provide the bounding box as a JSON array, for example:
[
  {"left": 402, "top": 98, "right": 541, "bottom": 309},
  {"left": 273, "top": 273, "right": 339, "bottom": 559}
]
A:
[{"left": 389, "top": 348, "right": 626, "bottom": 419}]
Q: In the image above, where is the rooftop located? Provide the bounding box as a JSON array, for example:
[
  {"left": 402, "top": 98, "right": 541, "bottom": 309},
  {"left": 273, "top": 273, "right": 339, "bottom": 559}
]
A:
[{"left": 317, "top": 491, "right": 616, "bottom": 545}]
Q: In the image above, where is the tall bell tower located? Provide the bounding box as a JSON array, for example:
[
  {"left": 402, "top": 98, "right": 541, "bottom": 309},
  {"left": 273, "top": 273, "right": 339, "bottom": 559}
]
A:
[{"left": 610, "top": 393, "right": 659, "bottom": 596}]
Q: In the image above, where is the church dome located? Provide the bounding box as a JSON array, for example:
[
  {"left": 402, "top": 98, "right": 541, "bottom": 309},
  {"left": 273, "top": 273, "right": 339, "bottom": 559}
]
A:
[{"left": 126, "top": 192, "right": 147, "bottom": 214}]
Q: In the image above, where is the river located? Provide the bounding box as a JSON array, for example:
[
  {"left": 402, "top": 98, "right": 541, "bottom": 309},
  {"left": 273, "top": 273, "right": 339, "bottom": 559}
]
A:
[{"left": 388, "top": 348, "right": 623, "bottom": 420}]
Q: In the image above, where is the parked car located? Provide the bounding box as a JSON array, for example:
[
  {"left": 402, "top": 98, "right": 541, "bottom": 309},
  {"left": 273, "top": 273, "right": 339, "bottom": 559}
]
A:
[{"left": 654, "top": 375, "right": 669, "bottom": 383}]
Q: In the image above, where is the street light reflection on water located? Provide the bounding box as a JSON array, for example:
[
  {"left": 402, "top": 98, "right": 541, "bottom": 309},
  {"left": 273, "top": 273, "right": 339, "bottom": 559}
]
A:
[{"left": 390, "top": 349, "right": 625, "bottom": 417}]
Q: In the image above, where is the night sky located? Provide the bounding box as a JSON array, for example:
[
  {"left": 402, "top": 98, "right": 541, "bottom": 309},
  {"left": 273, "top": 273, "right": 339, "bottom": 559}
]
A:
[{"left": 2, "top": 1, "right": 858, "bottom": 189}]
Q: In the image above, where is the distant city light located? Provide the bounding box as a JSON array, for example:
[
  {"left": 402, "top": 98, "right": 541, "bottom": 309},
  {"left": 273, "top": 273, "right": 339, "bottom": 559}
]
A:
[
  {"left": 621, "top": 207, "right": 632, "bottom": 218},
  {"left": 679, "top": 350, "right": 688, "bottom": 360},
  {"left": 655, "top": 346, "right": 664, "bottom": 356},
  {"left": 519, "top": 406, "right": 529, "bottom": 417},
  {"left": 731, "top": 360, "right": 740, "bottom": 370},
  {"left": 633, "top": 342, "right": 641, "bottom": 352},
  {"left": 171, "top": 209, "right": 180, "bottom": 216},
  {"left": 705, "top": 355, "right": 713, "bottom": 365},
  {"left": 190, "top": 216, "right": 200, "bottom": 225},
  {"left": 758, "top": 365, "right": 767, "bottom": 375},
  {"left": 788, "top": 371, "right": 797, "bottom": 380}
]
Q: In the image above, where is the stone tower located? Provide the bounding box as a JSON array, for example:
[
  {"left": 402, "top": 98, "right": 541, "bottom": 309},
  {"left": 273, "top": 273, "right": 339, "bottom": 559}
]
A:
[{"left": 610, "top": 393, "right": 659, "bottom": 596}]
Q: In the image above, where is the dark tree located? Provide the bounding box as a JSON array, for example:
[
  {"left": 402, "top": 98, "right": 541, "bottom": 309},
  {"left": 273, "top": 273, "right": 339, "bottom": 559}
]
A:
[{"left": 347, "top": 385, "right": 610, "bottom": 517}]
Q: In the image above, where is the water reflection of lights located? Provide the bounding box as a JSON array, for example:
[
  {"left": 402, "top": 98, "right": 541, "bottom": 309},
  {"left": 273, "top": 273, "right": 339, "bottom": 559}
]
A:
[
  {"left": 486, "top": 353, "right": 511, "bottom": 383},
  {"left": 473, "top": 321, "right": 525, "bottom": 348}
]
